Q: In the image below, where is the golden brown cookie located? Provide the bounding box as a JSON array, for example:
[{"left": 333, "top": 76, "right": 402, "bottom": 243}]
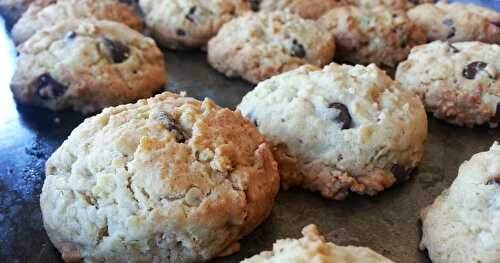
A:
[
  {"left": 11, "top": 19, "right": 165, "bottom": 114},
  {"left": 41, "top": 92, "right": 280, "bottom": 262}
]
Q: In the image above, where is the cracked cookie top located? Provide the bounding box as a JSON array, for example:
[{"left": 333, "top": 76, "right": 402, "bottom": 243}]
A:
[
  {"left": 317, "top": 5, "right": 426, "bottom": 67},
  {"left": 396, "top": 41, "right": 500, "bottom": 127},
  {"left": 207, "top": 11, "right": 335, "bottom": 84},
  {"left": 408, "top": 2, "right": 500, "bottom": 44},
  {"left": 11, "top": 0, "right": 143, "bottom": 44},
  {"left": 10, "top": 19, "right": 165, "bottom": 114},
  {"left": 237, "top": 63, "right": 427, "bottom": 200},
  {"left": 139, "top": 0, "right": 252, "bottom": 49},
  {"left": 256, "top": 0, "right": 341, "bottom": 19},
  {"left": 242, "top": 224, "right": 394, "bottom": 263},
  {"left": 345, "top": 0, "right": 414, "bottom": 10},
  {"left": 40, "top": 92, "right": 280, "bottom": 263}
]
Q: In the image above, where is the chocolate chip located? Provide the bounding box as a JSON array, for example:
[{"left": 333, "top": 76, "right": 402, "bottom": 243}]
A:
[
  {"left": 158, "top": 112, "right": 187, "bottom": 143},
  {"left": 399, "top": 36, "right": 408, "bottom": 48},
  {"left": 65, "top": 31, "right": 76, "bottom": 40},
  {"left": 291, "top": 39, "right": 306, "bottom": 58},
  {"left": 329, "top": 103, "right": 351, "bottom": 129},
  {"left": 186, "top": 6, "right": 197, "bottom": 23},
  {"left": 102, "top": 38, "right": 130, "bottom": 63},
  {"left": 462, "top": 61, "right": 488, "bottom": 79},
  {"left": 249, "top": 0, "right": 261, "bottom": 11},
  {"left": 486, "top": 176, "right": 500, "bottom": 185},
  {"left": 391, "top": 164, "right": 412, "bottom": 183},
  {"left": 176, "top": 28, "right": 186, "bottom": 36},
  {"left": 442, "top": 18, "right": 456, "bottom": 39},
  {"left": 36, "top": 73, "right": 68, "bottom": 100},
  {"left": 448, "top": 43, "right": 459, "bottom": 53},
  {"left": 492, "top": 21, "right": 500, "bottom": 28},
  {"left": 442, "top": 18, "right": 453, "bottom": 26},
  {"left": 495, "top": 103, "right": 500, "bottom": 123}
]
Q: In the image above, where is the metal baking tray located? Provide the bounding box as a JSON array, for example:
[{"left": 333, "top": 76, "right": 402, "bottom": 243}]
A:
[{"left": 0, "top": 1, "right": 499, "bottom": 262}]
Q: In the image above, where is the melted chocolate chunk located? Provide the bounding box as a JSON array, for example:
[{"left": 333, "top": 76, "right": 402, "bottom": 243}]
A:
[
  {"left": 249, "top": 0, "right": 261, "bottom": 11},
  {"left": 448, "top": 43, "right": 459, "bottom": 53},
  {"left": 186, "top": 6, "right": 197, "bottom": 23},
  {"left": 176, "top": 28, "right": 186, "bottom": 36},
  {"left": 36, "top": 73, "right": 68, "bottom": 100},
  {"left": 291, "top": 39, "right": 306, "bottom": 58},
  {"left": 495, "top": 103, "right": 500, "bottom": 123},
  {"left": 486, "top": 176, "right": 500, "bottom": 185},
  {"left": 462, "top": 61, "right": 488, "bottom": 79},
  {"left": 391, "top": 164, "right": 413, "bottom": 183},
  {"left": 65, "top": 31, "right": 76, "bottom": 40},
  {"left": 442, "top": 18, "right": 456, "bottom": 39},
  {"left": 158, "top": 112, "right": 187, "bottom": 143},
  {"left": 102, "top": 38, "right": 130, "bottom": 63},
  {"left": 329, "top": 103, "right": 351, "bottom": 129}
]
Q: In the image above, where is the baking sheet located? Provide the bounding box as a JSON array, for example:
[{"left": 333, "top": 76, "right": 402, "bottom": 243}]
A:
[{"left": 0, "top": 1, "right": 499, "bottom": 262}]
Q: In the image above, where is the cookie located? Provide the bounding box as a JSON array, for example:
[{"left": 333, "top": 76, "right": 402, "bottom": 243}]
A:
[
  {"left": 237, "top": 63, "right": 428, "bottom": 200},
  {"left": 11, "top": 0, "right": 142, "bottom": 45},
  {"left": 10, "top": 19, "right": 166, "bottom": 114},
  {"left": 139, "top": 0, "right": 251, "bottom": 49},
  {"left": 420, "top": 142, "right": 500, "bottom": 263},
  {"left": 396, "top": 41, "right": 500, "bottom": 127},
  {"left": 463, "top": 3, "right": 500, "bottom": 25},
  {"left": 207, "top": 11, "right": 335, "bottom": 84},
  {"left": 0, "top": 0, "right": 33, "bottom": 28},
  {"left": 317, "top": 5, "right": 426, "bottom": 67},
  {"left": 241, "top": 224, "right": 394, "bottom": 263},
  {"left": 408, "top": 2, "right": 500, "bottom": 44},
  {"left": 40, "top": 92, "right": 280, "bottom": 262},
  {"left": 345, "top": 0, "right": 413, "bottom": 10},
  {"left": 256, "top": 0, "right": 341, "bottom": 20}
]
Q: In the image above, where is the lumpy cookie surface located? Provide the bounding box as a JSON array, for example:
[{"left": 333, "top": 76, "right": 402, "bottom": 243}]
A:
[
  {"left": 408, "top": 2, "right": 500, "bottom": 44},
  {"left": 11, "top": 19, "right": 165, "bottom": 114},
  {"left": 257, "top": 0, "right": 341, "bottom": 19},
  {"left": 139, "top": 0, "right": 251, "bottom": 49},
  {"left": 237, "top": 63, "right": 427, "bottom": 200},
  {"left": 396, "top": 41, "right": 500, "bottom": 127},
  {"left": 420, "top": 142, "right": 500, "bottom": 263},
  {"left": 241, "top": 224, "right": 394, "bottom": 263},
  {"left": 40, "top": 92, "right": 280, "bottom": 262},
  {"left": 345, "top": 0, "right": 413, "bottom": 10},
  {"left": 11, "top": 0, "right": 142, "bottom": 44},
  {"left": 208, "top": 11, "right": 335, "bottom": 84},
  {"left": 318, "top": 5, "right": 426, "bottom": 67}
]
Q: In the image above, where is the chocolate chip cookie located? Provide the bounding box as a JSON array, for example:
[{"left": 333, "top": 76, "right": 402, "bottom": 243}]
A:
[
  {"left": 257, "top": 0, "right": 341, "bottom": 19},
  {"left": 139, "top": 0, "right": 251, "bottom": 49},
  {"left": 11, "top": 0, "right": 142, "bottom": 45},
  {"left": 420, "top": 142, "right": 500, "bottom": 263},
  {"left": 10, "top": 19, "right": 166, "bottom": 114},
  {"left": 408, "top": 2, "right": 500, "bottom": 44},
  {"left": 242, "top": 224, "right": 394, "bottom": 262},
  {"left": 237, "top": 63, "right": 428, "bottom": 200},
  {"left": 396, "top": 41, "right": 500, "bottom": 127},
  {"left": 318, "top": 5, "right": 427, "bottom": 67},
  {"left": 345, "top": 0, "right": 414, "bottom": 10},
  {"left": 41, "top": 91, "right": 279, "bottom": 262},
  {"left": 208, "top": 11, "right": 335, "bottom": 84}
]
